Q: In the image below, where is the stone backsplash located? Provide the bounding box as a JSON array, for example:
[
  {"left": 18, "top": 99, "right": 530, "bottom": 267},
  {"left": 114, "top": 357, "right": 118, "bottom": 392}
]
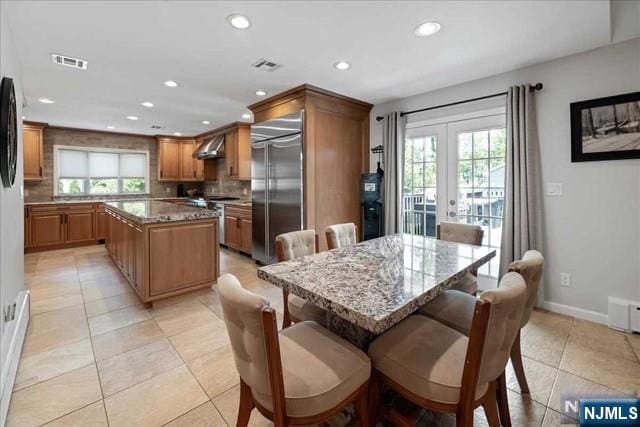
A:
[
  {"left": 24, "top": 127, "right": 203, "bottom": 202},
  {"left": 202, "top": 158, "right": 251, "bottom": 198}
]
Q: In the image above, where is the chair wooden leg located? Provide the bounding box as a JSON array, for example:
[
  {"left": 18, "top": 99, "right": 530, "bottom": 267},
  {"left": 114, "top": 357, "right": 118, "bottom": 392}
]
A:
[
  {"left": 282, "top": 289, "right": 292, "bottom": 329},
  {"left": 510, "top": 331, "right": 530, "bottom": 394},
  {"left": 354, "top": 383, "right": 370, "bottom": 427},
  {"left": 455, "top": 406, "right": 474, "bottom": 427},
  {"left": 237, "top": 379, "right": 254, "bottom": 427},
  {"left": 482, "top": 382, "right": 500, "bottom": 427},
  {"left": 368, "top": 371, "right": 381, "bottom": 424},
  {"left": 496, "top": 372, "right": 512, "bottom": 427}
]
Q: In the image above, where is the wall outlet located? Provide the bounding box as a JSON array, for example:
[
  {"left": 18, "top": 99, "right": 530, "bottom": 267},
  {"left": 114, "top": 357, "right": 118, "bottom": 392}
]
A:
[
  {"left": 165, "top": 187, "right": 171, "bottom": 193},
  {"left": 546, "top": 182, "right": 563, "bottom": 196},
  {"left": 560, "top": 273, "right": 571, "bottom": 287}
]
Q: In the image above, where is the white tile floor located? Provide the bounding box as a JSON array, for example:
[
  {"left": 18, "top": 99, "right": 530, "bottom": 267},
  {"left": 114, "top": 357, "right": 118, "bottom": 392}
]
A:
[{"left": 8, "top": 245, "right": 640, "bottom": 426}]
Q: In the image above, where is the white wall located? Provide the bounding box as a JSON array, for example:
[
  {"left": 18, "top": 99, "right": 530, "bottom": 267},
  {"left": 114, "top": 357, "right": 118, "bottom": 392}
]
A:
[
  {"left": 370, "top": 38, "right": 640, "bottom": 318},
  {"left": 0, "top": 2, "right": 27, "bottom": 424}
]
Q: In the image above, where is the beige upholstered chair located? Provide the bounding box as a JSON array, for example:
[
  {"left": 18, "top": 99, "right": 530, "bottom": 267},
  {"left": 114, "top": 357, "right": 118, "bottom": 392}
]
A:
[
  {"left": 217, "top": 274, "right": 371, "bottom": 426},
  {"left": 437, "top": 222, "right": 484, "bottom": 295},
  {"left": 275, "top": 230, "right": 327, "bottom": 328},
  {"left": 418, "top": 250, "right": 544, "bottom": 398},
  {"left": 368, "top": 272, "right": 527, "bottom": 427},
  {"left": 325, "top": 223, "right": 358, "bottom": 250}
]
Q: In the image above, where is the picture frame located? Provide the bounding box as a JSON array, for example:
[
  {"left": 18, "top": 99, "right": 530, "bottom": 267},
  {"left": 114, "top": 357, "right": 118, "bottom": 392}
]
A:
[{"left": 570, "top": 91, "right": 640, "bottom": 162}]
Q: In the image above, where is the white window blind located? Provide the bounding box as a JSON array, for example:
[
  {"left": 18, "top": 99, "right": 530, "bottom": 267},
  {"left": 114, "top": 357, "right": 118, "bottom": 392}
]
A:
[
  {"left": 58, "top": 150, "right": 88, "bottom": 177},
  {"left": 89, "top": 152, "right": 119, "bottom": 177},
  {"left": 55, "top": 146, "right": 149, "bottom": 195},
  {"left": 120, "top": 153, "right": 146, "bottom": 178}
]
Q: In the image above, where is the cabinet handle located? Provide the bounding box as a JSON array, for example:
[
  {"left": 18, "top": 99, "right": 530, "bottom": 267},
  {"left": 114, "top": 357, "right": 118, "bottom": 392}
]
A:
[
  {"left": 160, "top": 170, "right": 163, "bottom": 178},
  {"left": 193, "top": 170, "right": 196, "bottom": 178},
  {"left": 230, "top": 166, "right": 233, "bottom": 176},
  {"left": 39, "top": 166, "right": 42, "bottom": 176}
]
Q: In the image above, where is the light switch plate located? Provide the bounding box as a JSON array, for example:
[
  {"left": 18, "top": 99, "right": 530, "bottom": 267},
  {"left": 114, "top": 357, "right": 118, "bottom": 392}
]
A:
[{"left": 546, "top": 182, "right": 563, "bottom": 196}]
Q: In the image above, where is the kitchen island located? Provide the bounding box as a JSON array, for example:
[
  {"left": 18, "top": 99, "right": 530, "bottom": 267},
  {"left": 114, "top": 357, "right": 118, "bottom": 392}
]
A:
[{"left": 104, "top": 200, "right": 219, "bottom": 307}]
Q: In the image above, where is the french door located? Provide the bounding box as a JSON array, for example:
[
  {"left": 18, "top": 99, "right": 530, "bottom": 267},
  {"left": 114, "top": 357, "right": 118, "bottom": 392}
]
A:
[{"left": 403, "top": 113, "right": 506, "bottom": 279}]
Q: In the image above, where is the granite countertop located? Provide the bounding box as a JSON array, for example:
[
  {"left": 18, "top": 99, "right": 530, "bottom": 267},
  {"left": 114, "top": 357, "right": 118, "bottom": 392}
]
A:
[
  {"left": 104, "top": 200, "right": 219, "bottom": 224},
  {"left": 25, "top": 196, "right": 190, "bottom": 206},
  {"left": 258, "top": 234, "right": 495, "bottom": 334}
]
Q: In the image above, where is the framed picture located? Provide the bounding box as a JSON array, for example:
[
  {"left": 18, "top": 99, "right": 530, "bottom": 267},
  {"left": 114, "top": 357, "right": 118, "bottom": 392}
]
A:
[{"left": 570, "top": 91, "right": 640, "bottom": 162}]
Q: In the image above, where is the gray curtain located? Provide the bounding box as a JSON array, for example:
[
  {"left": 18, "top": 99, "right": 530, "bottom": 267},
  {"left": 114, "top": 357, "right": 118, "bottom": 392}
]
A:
[
  {"left": 499, "top": 85, "right": 543, "bottom": 278},
  {"left": 382, "top": 112, "right": 406, "bottom": 234}
]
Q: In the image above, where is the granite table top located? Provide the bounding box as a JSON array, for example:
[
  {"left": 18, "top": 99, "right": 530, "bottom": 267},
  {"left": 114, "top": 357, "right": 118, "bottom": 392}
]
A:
[
  {"left": 104, "top": 200, "right": 220, "bottom": 224},
  {"left": 257, "top": 234, "right": 495, "bottom": 335}
]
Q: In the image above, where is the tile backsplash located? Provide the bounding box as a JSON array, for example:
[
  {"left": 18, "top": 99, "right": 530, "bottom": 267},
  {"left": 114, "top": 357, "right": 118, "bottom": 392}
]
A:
[{"left": 203, "top": 179, "right": 250, "bottom": 197}]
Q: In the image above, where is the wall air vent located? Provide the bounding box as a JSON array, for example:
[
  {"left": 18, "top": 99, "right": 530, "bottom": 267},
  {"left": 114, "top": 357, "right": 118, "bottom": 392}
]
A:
[
  {"left": 51, "top": 53, "right": 88, "bottom": 70},
  {"left": 251, "top": 58, "right": 281, "bottom": 72}
]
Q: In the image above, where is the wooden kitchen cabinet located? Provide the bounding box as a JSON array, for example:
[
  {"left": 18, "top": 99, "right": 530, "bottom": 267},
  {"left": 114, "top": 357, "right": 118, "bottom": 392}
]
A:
[
  {"left": 23, "top": 123, "right": 45, "bottom": 181},
  {"left": 25, "top": 202, "right": 106, "bottom": 252},
  {"left": 224, "top": 125, "right": 250, "bottom": 180},
  {"left": 224, "top": 215, "right": 240, "bottom": 249},
  {"left": 224, "top": 205, "right": 252, "bottom": 254},
  {"left": 30, "top": 210, "right": 65, "bottom": 247},
  {"left": 157, "top": 137, "right": 204, "bottom": 182},
  {"left": 65, "top": 206, "right": 95, "bottom": 244}
]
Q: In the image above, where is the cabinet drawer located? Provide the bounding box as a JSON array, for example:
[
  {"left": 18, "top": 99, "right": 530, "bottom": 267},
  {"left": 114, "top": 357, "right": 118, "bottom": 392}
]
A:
[{"left": 225, "top": 205, "right": 251, "bottom": 220}]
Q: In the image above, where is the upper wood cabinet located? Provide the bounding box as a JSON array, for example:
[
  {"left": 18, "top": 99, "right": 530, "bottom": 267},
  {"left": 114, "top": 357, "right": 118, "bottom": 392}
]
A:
[
  {"left": 248, "top": 84, "right": 372, "bottom": 251},
  {"left": 157, "top": 138, "right": 204, "bottom": 182},
  {"left": 23, "top": 123, "right": 45, "bottom": 181},
  {"left": 196, "top": 123, "right": 251, "bottom": 181}
]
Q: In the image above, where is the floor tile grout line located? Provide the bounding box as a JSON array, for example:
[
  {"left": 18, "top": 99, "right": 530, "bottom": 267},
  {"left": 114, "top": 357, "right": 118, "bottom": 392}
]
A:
[{"left": 76, "top": 251, "right": 112, "bottom": 427}]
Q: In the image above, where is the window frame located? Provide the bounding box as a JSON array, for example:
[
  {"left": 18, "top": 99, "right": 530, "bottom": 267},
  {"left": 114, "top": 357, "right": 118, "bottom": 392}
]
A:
[{"left": 53, "top": 145, "right": 150, "bottom": 196}]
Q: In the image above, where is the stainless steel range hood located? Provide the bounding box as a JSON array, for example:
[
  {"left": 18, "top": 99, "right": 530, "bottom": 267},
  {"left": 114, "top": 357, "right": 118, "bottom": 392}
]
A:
[{"left": 193, "top": 134, "right": 225, "bottom": 159}]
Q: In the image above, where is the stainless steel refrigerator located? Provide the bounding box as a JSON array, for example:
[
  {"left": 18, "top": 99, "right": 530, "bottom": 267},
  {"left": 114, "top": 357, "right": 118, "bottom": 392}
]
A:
[{"left": 251, "top": 111, "right": 304, "bottom": 265}]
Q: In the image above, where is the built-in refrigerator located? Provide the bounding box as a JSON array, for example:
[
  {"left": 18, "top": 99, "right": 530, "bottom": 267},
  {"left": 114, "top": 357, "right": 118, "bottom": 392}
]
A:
[{"left": 251, "top": 111, "right": 304, "bottom": 265}]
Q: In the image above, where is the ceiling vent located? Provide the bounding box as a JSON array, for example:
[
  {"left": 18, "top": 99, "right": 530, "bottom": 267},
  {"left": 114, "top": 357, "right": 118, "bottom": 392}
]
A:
[
  {"left": 150, "top": 125, "right": 163, "bottom": 130},
  {"left": 251, "top": 58, "right": 281, "bottom": 72},
  {"left": 51, "top": 53, "right": 88, "bottom": 70}
]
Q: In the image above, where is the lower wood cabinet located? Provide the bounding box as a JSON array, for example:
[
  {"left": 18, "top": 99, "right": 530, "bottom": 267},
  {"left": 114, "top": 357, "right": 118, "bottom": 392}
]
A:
[
  {"left": 105, "top": 207, "right": 219, "bottom": 306},
  {"left": 224, "top": 205, "right": 252, "bottom": 254},
  {"left": 25, "top": 203, "right": 104, "bottom": 251}
]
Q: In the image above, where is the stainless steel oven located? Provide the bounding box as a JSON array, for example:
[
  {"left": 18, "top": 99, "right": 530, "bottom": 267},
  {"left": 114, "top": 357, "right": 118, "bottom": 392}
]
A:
[{"left": 209, "top": 202, "right": 225, "bottom": 244}]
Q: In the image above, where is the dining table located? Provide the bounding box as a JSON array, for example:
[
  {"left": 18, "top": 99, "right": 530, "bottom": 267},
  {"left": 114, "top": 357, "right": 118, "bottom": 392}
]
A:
[{"left": 257, "top": 233, "right": 496, "bottom": 349}]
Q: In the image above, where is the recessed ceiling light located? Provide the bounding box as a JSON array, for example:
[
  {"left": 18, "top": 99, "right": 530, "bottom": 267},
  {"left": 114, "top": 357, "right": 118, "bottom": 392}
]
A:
[
  {"left": 164, "top": 80, "right": 179, "bottom": 88},
  {"left": 106, "top": 125, "right": 115, "bottom": 129},
  {"left": 202, "top": 120, "right": 211, "bottom": 125},
  {"left": 241, "top": 113, "right": 251, "bottom": 119},
  {"left": 227, "top": 14, "right": 251, "bottom": 29},
  {"left": 126, "top": 116, "right": 139, "bottom": 121},
  {"left": 174, "top": 132, "right": 182, "bottom": 136},
  {"left": 21, "top": 116, "right": 26, "bottom": 120},
  {"left": 414, "top": 21, "right": 441, "bottom": 37},
  {"left": 38, "top": 98, "right": 55, "bottom": 104},
  {"left": 141, "top": 101, "right": 154, "bottom": 108},
  {"left": 255, "top": 90, "right": 267, "bottom": 96},
  {"left": 333, "top": 61, "right": 350, "bottom": 71}
]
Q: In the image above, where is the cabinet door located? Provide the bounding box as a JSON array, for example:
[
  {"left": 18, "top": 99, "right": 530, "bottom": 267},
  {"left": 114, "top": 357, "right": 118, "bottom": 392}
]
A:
[
  {"left": 180, "top": 140, "right": 196, "bottom": 180},
  {"left": 120, "top": 219, "right": 129, "bottom": 273},
  {"left": 31, "top": 213, "right": 65, "bottom": 246},
  {"left": 23, "top": 125, "right": 43, "bottom": 181},
  {"left": 195, "top": 157, "right": 204, "bottom": 181},
  {"left": 24, "top": 208, "right": 31, "bottom": 248},
  {"left": 134, "top": 226, "right": 144, "bottom": 295},
  {"left": 240, "top": 219, "right": 252, "bottom": 253},
  {"left": 96, "top": 211, "right": 107, "bottom": 241},
  {"left": 127, "top": 222, "right": 135, "bottom": 281},
  {"left": 225, "top": 131, "right": 238, "bottom": 178},
  {"left": 158, "top": 139, "right": 181, "bottom": 180},
  {"left": 66, "top": 211, "right": 96, "bottom": 243},
  {"left": 224, "top": 215, "right": 239, "bottom": 248}
]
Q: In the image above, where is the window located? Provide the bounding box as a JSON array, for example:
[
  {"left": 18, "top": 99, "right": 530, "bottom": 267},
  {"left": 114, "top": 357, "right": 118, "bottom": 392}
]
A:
[
  {"left": 54, "top": 146, "right": 149, "bottom": 196},
  {"left": 404, "top": 135, "right": 438, "bottom": 237}
]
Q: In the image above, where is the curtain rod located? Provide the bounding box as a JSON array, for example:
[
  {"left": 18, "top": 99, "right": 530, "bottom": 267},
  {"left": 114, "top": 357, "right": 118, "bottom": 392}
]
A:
[{"left": 375, "top": 82, "right": 543, "bottom": 122}]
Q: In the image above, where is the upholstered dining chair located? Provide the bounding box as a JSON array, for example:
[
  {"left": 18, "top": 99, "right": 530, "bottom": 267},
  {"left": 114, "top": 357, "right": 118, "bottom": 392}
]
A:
[
  {"left": 436, "top": 222, "right": 484, "bottom": 295},
  {"left": 325, "top": 223, "right": 358, "bottom": 250},
  {"left": 418, "top": 250, "right": 544, "bottom": 406},
  {"left": 217, "top": 274, "right": 371, "bottom": 427},
  {"left": 368, "top": 272, "right": 527, "bottom": 427},
  {"left": 275, "top": 230, "right": 327, "bottom": 328}
]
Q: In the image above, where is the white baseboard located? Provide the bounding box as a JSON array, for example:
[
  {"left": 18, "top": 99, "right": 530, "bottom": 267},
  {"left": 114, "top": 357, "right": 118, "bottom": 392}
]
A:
[
  {"left": 1, "top": 290, "right": 30, "bottom": 427},
  {"left": 543, "top": 300, "right": 608, "bottom": 325}
]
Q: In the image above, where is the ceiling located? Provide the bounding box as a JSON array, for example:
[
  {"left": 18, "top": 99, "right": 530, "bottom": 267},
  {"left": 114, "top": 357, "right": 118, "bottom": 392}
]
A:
[{"left": 4, "top": 1, "right": 638, "bottom": 136}]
